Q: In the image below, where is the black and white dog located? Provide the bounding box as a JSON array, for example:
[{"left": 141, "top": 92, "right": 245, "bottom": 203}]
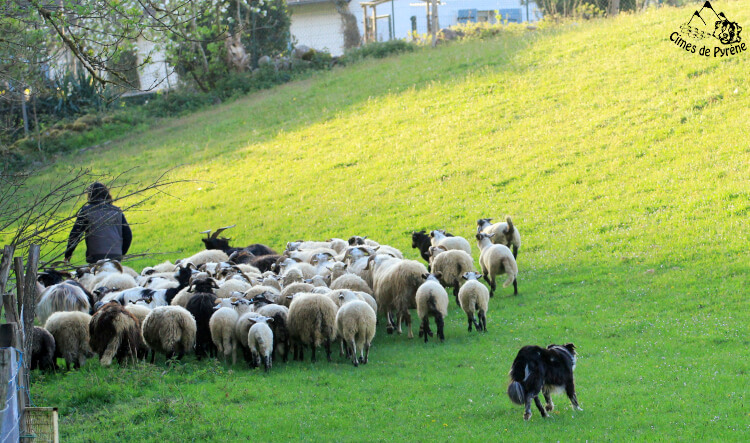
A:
[{"left": 507, "top": 343, "right": 583, "bottom": 420}]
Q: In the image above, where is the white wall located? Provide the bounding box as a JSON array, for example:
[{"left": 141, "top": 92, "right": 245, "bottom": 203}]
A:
[
  {"left": 289, "top": 3, "right": 348, "bottom": 56},
  {"left": 136, "top": 38, "right": 179, "bottom": 92}
]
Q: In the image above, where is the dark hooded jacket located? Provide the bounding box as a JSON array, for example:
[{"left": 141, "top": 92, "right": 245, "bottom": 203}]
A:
[{"left": 64, "top": 183, "right": 132, "bottom": 263}]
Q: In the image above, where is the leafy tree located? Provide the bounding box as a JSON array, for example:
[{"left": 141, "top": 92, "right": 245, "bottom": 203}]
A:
[{"left": 166, "top": 0, "right": 292, "bottom": 92}]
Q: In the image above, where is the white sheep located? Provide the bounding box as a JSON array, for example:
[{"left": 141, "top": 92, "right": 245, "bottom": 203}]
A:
[
  {"left": 430, "top": 230, "right": 472, "bottom": 255},
  {"left": 476, "top": 232, "right": 518, "bottom": 296},
  {"left": 371, "top": 245, "right": 404, "bottom": 259},
  {"left": 247, "top": 316, "right": 275, "bottom": 372},
  {"left": 141, "top": 305, "right": 197, "bottom": 363},
  {"left": 277, "top": 259, "right": 316, "bottom": 281},
  {"left": 215, "top": 278, "right": 253, "bottom": 299},
  {"left": 36, "top": 281, "right": 92, "bottom": 324},
  {"left": 329, "top": 272, "right": 373, "bottom": 295},
  {"left": 287, "top": 293, "right": 338, "bottom": 362},
  {"left": 148, "top": 260, "right": 178, "bottom": 274},
  {"left": 280, "top": 267, "right": 305, "bottom": 286},
  {"left": 235, "top": 311, "right": 262, "bottom": 365},
  {"left": 44, "top": 311, "right": 94, "bottom": 370},
  {"left": 125, "top": 303, "right": 152, "bottom": 328},
  {"left": 327, "top": 261, "right": 349, "bottom": 281},
  {"left": 429, "top": 246, "right": 475, "bottom": 305},
  {"left": 170, "top": 286, "right": 194, "bottom": 308},
  {"left": 210, "top": 300, "right": 240, "bottom": 365},
  {"left": 242, "top": 286, "right": 281, "bottom": 304},
  {"left": 415, "top": 273, "right": 449, "bottom": 343},
  {"left": 305, "top": 275, "right": 328, "bottom": 287},
  {"left": 335, "top": 299, "right": 376, "bottom": 367},
  {"left": 258, "top": 275, "right": 281, "bottom": 291},
  {"left": 255, "top": 303, "right": 291, "bottom": 363},
  {"left": 458, "top": 271, "right": 489, "bottom": 332},
  {"left": 178, "top": 249, "right": 230, "bottom": 267},
  {"left": 366, "top": 255, "right": 426, "bottom": 338},
  {"left": 477, "top": 216, "right": 521, "bottom": 258},
  {"left": 280, "top": 282, "right": 315, "bottom": 307}
]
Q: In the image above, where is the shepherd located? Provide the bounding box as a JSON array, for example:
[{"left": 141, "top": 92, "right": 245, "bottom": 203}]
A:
[{"left": 64, "top": 182, "right": 132, "bottom": 264}]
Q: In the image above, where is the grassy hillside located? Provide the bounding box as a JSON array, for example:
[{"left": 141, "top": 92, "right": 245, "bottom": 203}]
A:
[{"left": 27, "top": 4, "right": 749, "bottom": 441}]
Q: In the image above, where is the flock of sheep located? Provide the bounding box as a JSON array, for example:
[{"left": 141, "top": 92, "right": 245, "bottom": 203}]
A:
[{"left": 30, "top": 217, "right": 520, "bottom": 372}]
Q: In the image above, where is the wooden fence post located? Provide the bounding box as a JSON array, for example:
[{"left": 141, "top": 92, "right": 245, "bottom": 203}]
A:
[
  {"left": 0, "top": 245, "right": 15, "bottom": 320},
  {"left": 20, "top": 245, "right": 39, "bottom": 436},
  {"left": 13, "top": 257, "right": 24, "bottom": 335}
]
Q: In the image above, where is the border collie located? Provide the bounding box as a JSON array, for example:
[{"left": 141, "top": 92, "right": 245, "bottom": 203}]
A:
[{"left": 507, "top": 343, "right": 583, "bottom": 420}]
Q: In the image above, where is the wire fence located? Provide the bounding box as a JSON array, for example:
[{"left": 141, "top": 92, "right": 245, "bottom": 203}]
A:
[{"left": 0, "top": 348, "right": 22, "bottom": 443}]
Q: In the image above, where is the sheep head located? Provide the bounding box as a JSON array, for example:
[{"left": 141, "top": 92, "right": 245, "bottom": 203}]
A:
[
  {"left": 348, "top": 236, "right": 367, "bottom": 246},
  {"left": 422, "top": 272, "right": 442, "bottom": 281},
  {"left": 462, "top": 271, "right": 482, "bottom": 281},
  {"left": 188, "top": 277, "right": 220, "bottom": 293},
  {"left": 93, "top": 259, "right": 123, "bottom": 274}
]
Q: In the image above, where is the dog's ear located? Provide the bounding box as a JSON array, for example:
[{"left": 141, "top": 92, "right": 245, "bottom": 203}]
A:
[{"left": 564, "top": 343, "right": 576, "bottom": 354}]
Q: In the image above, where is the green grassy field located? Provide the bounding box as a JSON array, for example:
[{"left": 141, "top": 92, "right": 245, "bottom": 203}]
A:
[{"left": 25, "top": 4, "right": 750, "bottom": 441}]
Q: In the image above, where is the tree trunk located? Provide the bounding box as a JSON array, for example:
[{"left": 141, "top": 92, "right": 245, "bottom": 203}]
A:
[
  {"left": 334, "top": 0, "right": 361, "bottom": 49},
  {"left": 609, "top": 0, "right": 620, "bottom": 16}
]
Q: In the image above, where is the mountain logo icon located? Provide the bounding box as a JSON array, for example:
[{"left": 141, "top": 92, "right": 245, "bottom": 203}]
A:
[{"left": 680, "top": 1, "right": 741, "bottom": 44}]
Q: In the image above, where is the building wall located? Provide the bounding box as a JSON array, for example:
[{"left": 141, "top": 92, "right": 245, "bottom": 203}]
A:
[
  {"left": 135, "top": 38, "right": 179, "bottom": 92},
  {"left": 289, "top": 3, "right": 348, "bottom": 56}
]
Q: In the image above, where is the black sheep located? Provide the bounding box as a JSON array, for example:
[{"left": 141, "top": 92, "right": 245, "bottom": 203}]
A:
[
  {"left": 185, "top": 278, "right": 219, "bottom": 360},
  {"left": 89, "top": 302, "right": 146, "bottom": 365},
  {"left": 31, "top": 327, "right": 56, "bottom": 371}
]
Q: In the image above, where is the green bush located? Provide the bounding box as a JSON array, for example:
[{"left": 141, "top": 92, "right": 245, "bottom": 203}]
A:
[{"left": 339, "top": 40, "right": 416, "bottom": 64}]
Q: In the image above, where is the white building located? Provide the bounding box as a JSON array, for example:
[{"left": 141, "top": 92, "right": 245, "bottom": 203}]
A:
[{"left": 288, "top": 0, "right": 541, "bottom": 56}]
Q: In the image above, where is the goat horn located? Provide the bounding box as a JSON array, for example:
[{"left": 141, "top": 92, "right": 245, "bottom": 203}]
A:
[{"left": 211, "top": 224, "right": 236, "bottom": 239}]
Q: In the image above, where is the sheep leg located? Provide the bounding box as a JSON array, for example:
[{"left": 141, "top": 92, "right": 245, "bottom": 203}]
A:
[
  {"left": 453, "top": 282, "right": 461, "bottom": 307},
  {"left": 435, "top": 313, "right": 445, "bottom": 342},
  {"left": 311, "top": 345, "right": 317, "bottom": 363},
  {"left": 264, "top": 355, "right": 271, "bottom": 372},
  {"left": 513, "top": 278, "right": 518, "bottom": 295},
  {"left": 386, "top": 312, "right": 396, "bottom": 334},
  {"left": 483, "top": 273, "right": 495, "bottom": 298},
  {"left": 350, "top": 339, "right": 359, "bottom": 367},
  {"left": 466, "top": 313, "right": 474, "bottom": 332},
  {"left": 363, "top": 341, "right": 370, "bottom": 364},
  {"left": 404, "top": 311, "right": 413, "bottom": 339},
  {"left": 324, "top": 339, "right": 332, "bottom": 362},
  {"left": 421, "top": 317, "right": 430, "bottom": 343},
  {"left": 100, "top": 335, "right": 122, "bottom": 367},
  {"left": 479, "top": 311, "right": 487, "bottom": 332},
  {"left": 512, "top": 245, "right": 518, "bottom": 259},
  {"left": 149, "top": 349, "right": 155, "bottom": 364}
]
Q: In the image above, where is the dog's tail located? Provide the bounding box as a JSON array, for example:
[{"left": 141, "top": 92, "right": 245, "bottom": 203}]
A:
[{"left": 507, "top": 381, "right": 525, "bottom": 405}]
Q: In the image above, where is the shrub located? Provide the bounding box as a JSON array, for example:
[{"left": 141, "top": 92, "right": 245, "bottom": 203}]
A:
[{"left": 339, "top": 40, "right": 416, "bottom": 65}]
